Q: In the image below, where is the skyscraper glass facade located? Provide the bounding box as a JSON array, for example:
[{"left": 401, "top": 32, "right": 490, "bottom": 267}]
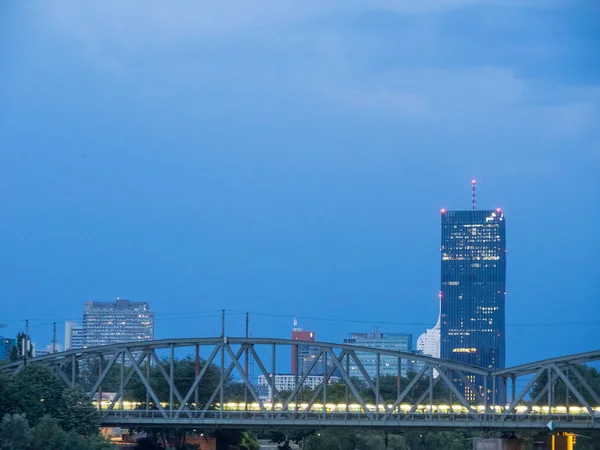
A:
[
  {"left": 344, "top": 332, "right": 413, "bottom": 378},
  {"left": 440, "top": 209, "right": 506, "bottom": 402}
]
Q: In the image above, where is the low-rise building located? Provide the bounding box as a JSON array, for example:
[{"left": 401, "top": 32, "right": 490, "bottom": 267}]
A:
[{"left": 257, "top": 374, "right": 340, "bottom": 401}]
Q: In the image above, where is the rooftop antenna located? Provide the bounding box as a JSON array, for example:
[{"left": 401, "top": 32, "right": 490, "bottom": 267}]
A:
[{"left": 471, "top": 179, "right": 477, "bottom": 211}]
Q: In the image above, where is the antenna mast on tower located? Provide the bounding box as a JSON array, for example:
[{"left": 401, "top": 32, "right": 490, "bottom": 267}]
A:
[{"left": 472, "top": 179, "right": 477, "bottom": 210}]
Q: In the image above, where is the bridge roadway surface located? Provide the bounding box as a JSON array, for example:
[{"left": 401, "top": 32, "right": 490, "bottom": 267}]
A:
[
  {"left": 2, "top": 337, "right": 599, "bottom": 432},
  {"left": 98, "top": 410, "right": 600, "bottom": 431}
]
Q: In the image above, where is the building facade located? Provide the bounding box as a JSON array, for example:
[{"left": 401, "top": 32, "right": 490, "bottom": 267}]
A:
[
  {"left": 64, "top": 321, "right": 84, "bottom": 350},
  {"left": 257, "top": 374, "right": 340, "bottom": 401},
  {"left": 0, "top": 337, "right": 16, "bottom": 361},
  {"left": 291, "top": 320, "right": 323, "bottom": 376},
  {"left": 344, "top": 331, "right": 413, "bottom": 379},
  {"left": 81, "top": 299, "right": 154, "bottom": 348},
  {"left": 440, "top": 208, "right": 506, "bottom": 402},
  {"left": 417, "top": 297, "right": 441, "bottom": 359}
]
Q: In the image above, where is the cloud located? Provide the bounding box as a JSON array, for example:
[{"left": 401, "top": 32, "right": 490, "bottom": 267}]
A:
[{"left": 26, "top": 0, "right": 600, "bottom": 146}]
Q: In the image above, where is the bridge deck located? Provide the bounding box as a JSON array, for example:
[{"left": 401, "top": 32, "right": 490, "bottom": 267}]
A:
[{"left": 99, "top": 411, "right": 600, "bottom": 431}]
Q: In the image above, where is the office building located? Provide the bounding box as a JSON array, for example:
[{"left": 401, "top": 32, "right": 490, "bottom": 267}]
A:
[
  {"left": 0, "top": 337, "right": 16, "bottom": 361},
  {"left": 291, "top": 319, "right": 323, "bottom": 376},
  {"left": 65, "top": 321, "right": 84, "bottom": 350},
  {"left": 344, "top": 330, "right": 413, "bottom": 378},
  {"left": 257, "top": 374, "right": 340, "bottom": 401},
  {"left": 82, "top": 299, "right": 154, "bottom": 348},
  {"left": 440, "top": 203, "right": 506, "bottom": 402}
]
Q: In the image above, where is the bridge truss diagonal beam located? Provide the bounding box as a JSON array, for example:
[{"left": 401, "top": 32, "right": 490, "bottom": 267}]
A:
[
  {"left": 570, "top": 363, "right": 600, "bottom": 406},
  {"left": 105, "top": 351, "right": 150, "bottom": 413},
  {"left": 88, "top": 351, "right": 121, "bottom": 398},
  {"left": 436, "top": 368, "right": 477, "bottom": 416},
  {"left": 503, "top": 367, "right": 545, "bottom": 417},
  {"left": 224, "top": 344, "right": 269, "bottom": 417},
  {"left": 248, "top": 345, "right": 282, "bottom": 406},
  {"left": 125, "top": 348, "right": 166, "bottom": 416},
  {"left": 176, "top": 345, "right": 220, "bottom": 415},
  {"left": 551, "top": 363, "right": 594, "bottom": 415},
  {"left": 326, "top": 348, "right": 371, "bottom": 416},
  {"left": 201, "top": 345, "right": 245, "bottom": 415}
]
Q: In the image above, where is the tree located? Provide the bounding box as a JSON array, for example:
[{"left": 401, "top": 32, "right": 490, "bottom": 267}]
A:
[
  {"left": 0, "top": 414, "right": 32, "bottom": 450},
  {"left": 0, "top": 373, "right": 15, "bottom": 417},
  {"left": 59, "top": 388, "right": 100, "bottom": 436},
  {"left": 31, "top": 415, "right": 65, "bottom": 450},
  {"left": 8, "top": 334, "right": 32, "bottom": 363},
  {"left": 530, "top": 363, "right": 600, "bottom": 407},
  {"left": 61, "top": 431, "right": 114, "bottom": 450},
  {"left": 303, "top": 430, "right": 355, "bottom": 450},
  {"left": 11, "top": 365, "right": 64, "bottom": 425}
]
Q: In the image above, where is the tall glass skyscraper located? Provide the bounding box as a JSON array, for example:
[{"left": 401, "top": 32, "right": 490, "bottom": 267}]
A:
[{"left": 440, "top": 209, "right": 506, "bottom": 402}]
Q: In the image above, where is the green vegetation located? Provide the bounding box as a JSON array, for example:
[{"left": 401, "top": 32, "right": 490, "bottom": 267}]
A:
[
  {"left": 2, "top": 359, "right": 599, "bottom": 449},
  {"left": 0, "top": 365, "right": 110, "bottom": 450},
  {"left": 262, "top": 429, "right": 475, "bottom": 450}
]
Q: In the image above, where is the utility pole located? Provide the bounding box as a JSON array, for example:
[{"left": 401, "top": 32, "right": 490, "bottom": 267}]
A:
[
  {"left": 220, "top": 309, "right": 225, "bottom": 418},
  {"left": 245, "top": 312, "right": 249, "bottom": 411},
  {"left": 24, "top": 319, "right": 29, "bottom": 364},
  {"left": 53, "top": 322, "right": 57, "bottom": 353}
]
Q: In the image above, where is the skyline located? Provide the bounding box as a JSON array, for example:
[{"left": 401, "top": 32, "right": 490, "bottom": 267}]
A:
[
  {"left": 1, "top": 177, "right": 599, "bottom": 365},
  {"left": 1, "top": 0, "right": 599, "bottom": 370}
]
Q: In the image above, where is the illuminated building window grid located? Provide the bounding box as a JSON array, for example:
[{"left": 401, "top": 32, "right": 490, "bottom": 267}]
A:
[{"left": 440, "top": 210, "right": 506, "bottom": 403}]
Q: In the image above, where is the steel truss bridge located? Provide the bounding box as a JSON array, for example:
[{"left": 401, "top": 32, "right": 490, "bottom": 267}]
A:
[{"left": 2, "top": 338, "right": 599, "bottom": 431}]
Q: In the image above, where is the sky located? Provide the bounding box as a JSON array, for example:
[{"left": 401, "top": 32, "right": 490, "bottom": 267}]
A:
[{"left": 0, "top": 0, "right": 599, "bottom": 369}]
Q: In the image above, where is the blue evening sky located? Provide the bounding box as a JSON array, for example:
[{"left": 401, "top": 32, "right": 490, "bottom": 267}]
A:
[{"left": 1, "top": 0, "right": 599, "bottom": 367}]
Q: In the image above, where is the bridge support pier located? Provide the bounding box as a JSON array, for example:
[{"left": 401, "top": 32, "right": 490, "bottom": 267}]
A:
[{"left": 472, "top": 438, "right": 524, "bottom": 450}]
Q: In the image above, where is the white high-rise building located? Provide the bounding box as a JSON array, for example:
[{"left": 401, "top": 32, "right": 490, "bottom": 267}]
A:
[
  {"left": 82, "top": 299, "right": 154, "bottom": 348},
  {"left": 64, "top": 321, "right": 84, "bottom": 350},
  {"left": 257, "top": 374, "right": 340, "bottom": 401},
  {"left": 417, "top": 298, "right": 441, "bottom": 359}
]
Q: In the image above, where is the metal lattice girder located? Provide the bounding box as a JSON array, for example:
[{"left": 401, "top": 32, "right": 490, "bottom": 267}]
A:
[
  {"left": 224, "top": 344, "right": 269, "bottom": 417},
  {"left": 53, "top": 365, "right": 72, "bottom": 387},
  {"left": 522, "top": 370, "right": 558, "bottom": 415},
  {"left": 3, "top": 336, "right": 599, "bottom": 424},
  {"left": 278, "top": 349, "right": 326, "bottom": 415},
  {"left": 570, "top": 363, "right": 600, "bottom": 405},
  {"left": 304, "top": 350, "right": 353, "bottom": 414},
  {"left": 551, "top": 363, "right": 594, "bottom": 415},
  {"left": 383, "top": 364, "right": 429, "bottom": 419},
  {"left": 502, "top": 367, "right": 545, "bottom": 417},
  {"left": 125, "top": 348, "right": 166, "bottom": 416},
  {"left": 348, "top": 350, "right": 382, "bottom": 402},
  {"left": 248, "top": 345, "right": 282, "bottom": 404},
  {"left": 107, "top": 350, "right": 150, "bottom": 411},
  {"left": 403, "top": 369, "right": 442, "bottom": 419},
  {"left": 0, "top": 337, "right": 492, "bottom": 377},
  {"left": 201, "top": 345, "right": 246, "bottom": 414},
  {"left": 436, "top": 368, "right": 477, "bottom": 416},
  {"left": 327, "top": 348, "right": 371, "bottom": 415},
  {"left": 88, "top": 351, "right": 121, "bottom": 398},
  {"left": 149, "top": 350, "right": 185, "bottom": 406}
]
